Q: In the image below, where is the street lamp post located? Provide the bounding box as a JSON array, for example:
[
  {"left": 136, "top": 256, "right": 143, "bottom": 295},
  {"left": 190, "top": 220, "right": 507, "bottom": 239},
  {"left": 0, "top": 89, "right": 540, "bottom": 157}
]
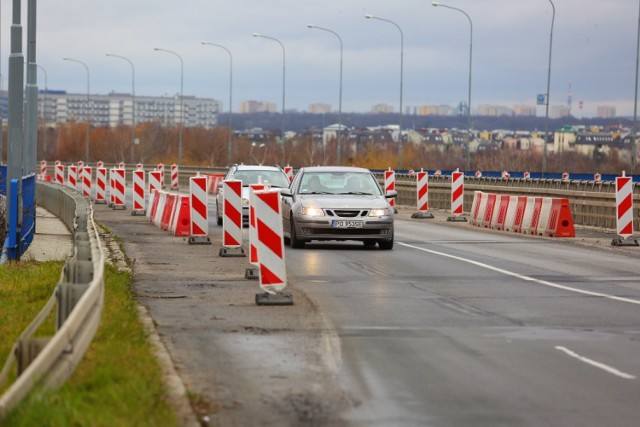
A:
[
  {"left": 365, "top": 14, "right": 405, "bottom": 169},
  {"left": 432, "top": 2, "right": 473, "bottom": 172},
  {"left": 62, "top": 57, "right": 91, "bottom": 162},
  {"left": 106, "top": 53, "right": 136, "bottom": 163},
  {"left": 632, "top": 0, "right": 640, "bottom": 174},
  {"left": 252, "top": 33, "right": 286, "bottom": 164},
  {"left": 201, "top": 41, "right": 234, "bottom": 166},
  {"left": 307, "top": 24, "right": 343, "bottom": 165},
  {"left": 543, "top": 0, "right": 556, "bottom": 176},
  {"left": 154, "top": 47, "right": 184, "bottom": 166},
  {"left": 37, "top": 65, "right": 47, "bottom": 159}
]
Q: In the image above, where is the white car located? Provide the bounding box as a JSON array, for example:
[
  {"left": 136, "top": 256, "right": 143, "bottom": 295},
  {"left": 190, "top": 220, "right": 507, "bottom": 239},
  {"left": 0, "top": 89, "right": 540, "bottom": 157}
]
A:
[{"left": 215, "top": 164, "right": 290, "bottom": 226}]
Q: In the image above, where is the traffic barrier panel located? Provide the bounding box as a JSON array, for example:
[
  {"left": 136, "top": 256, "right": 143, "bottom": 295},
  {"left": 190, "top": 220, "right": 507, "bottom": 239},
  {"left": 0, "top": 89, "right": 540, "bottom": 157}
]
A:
[
  {"left": 284, "top": 166, "right": 293, "bottom": 182},
  {"left": 68, "top": 165, "right": 77, "bottom": 190},
  {"left": 541, "top": 198, "right": 575, "bottom": 237},
  {"left": 55, "top": 162, "right": 64, "bottom": 185},
  {"left": 189, "top": 176, "right": 212, "bottom": 245},
  {"left": 481, "top": 193, "right": 497, "bottom": 228},
  {"left": 131, "top": 169, "right": 146, "bottom": 215},
  {"left": 170, "top": 195, "right": 191, "bottom": 236},
  {"left": 136, "top": 163, "right": 143, "bottom": 170},
  {"left": 152, "top": 190, "right": 167, "bottom": 228},
  {"left": 611, "top": 173, "right": 638, "bottom": 245},
  {"left": 206, "top": 173, "right": 225, "bottom": 194},
  {"left": 220, "top": 179, "right": 244, "bottom": 255},
  {"left": 594, "top": 173, "right": 602, "bottom": 182},
  {"left": 523, "top": 171, "right": 531, "bottom": 179},
  {"left": 82, "top": 166, "right": 92, "bottom": 198},
  {"left": 157, "top": 163, "right": 165, "bottom": 188},
  {"left": 412, "top": 169, "right": 434, "bottom": 219},
  {"left": 491, "top": 195, "right": 511, "bottom": 230},
  {"left": 95, "top": 167, "right": 107, "bottom": 204},
  {"left": 118, "top": 162, "right": 125, "bottom": 169},
  {"left": 254, "top": 189, "right": 292, "bottom": 305},
  {"left": 112, "top": 168, "right": 126, "bottom": 210},
  {"left": 448, "top": 170, "right": 467, "bottom": 222},
  {"left": 246, "top": 183, "right": 269, "bottom": 278},
  {"left": 147, "top": 189, "right": 160, "bottom": 221},
  {"left": 40, "top": 160, "right": 46, "bottom": 176},
  {"left": 77, "top": 161, "right": 84, "bottom": 192},
  {"left": 475, "top": 170, "right": 482, "bottom": 178},
  {"left": 521, "top": 197, "right": 543, "bottom": 235},
  {"left": 171, "top": 164, "right": 179, "bottom": 189},
  {"left": 149, "top": 170, "right": 162, "bottom": 196},
  {"left": 160, "top": 193, "right": 177, "bottom": 231},
  {"left": 470, "top": 191, "right": 484, "bottom": 225},
  {"left": 385, "top": 168, "right": 396, "bottom": 209},
  {"left": 562, "top": 171, "right": 570, "bottom": 181}
]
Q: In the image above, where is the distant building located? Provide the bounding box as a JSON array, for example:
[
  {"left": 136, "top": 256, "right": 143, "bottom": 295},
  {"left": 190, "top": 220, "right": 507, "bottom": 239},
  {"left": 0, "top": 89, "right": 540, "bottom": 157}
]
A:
[
  {"left": 417, "top": 105, "right": 453, "bottom": 116},
  {"left": 550, "top": 105, "right": 571, "bottom": 119},
  {"left": 38, "top": 90, "right": 219, "bottom": 128},
  {"left": 238, "top": 100, "right": 277, "bottom": 113},
  {"left": 513, "top": 104, "right": 536, "bottom": 116},
  {"left": 371, "top": 103, "right": 394, "bottom": 114},
  {"left": 308, "top": 103, "right": 332, "bottom": 114},
  {"left": 597, "top": 105, "right": 616, "bottom": 119},
  {"left": 477, "top": 104, "right": 512, "bottom": 117}
]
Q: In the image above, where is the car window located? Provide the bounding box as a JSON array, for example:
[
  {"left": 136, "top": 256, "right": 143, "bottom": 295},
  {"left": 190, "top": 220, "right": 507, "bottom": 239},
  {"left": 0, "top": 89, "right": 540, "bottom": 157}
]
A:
[
  {"left": 230, "top": 170, "right": 289, "bottom": 188},
  {"left": 298, "top": 172, "right": 382, "bottom": 195}
]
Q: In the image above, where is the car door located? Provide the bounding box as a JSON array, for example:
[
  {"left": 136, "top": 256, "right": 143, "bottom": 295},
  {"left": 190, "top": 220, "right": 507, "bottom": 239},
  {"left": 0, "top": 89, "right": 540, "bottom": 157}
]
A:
[{"left": 281, "top": 170, "right": 301, "bottom": 236}]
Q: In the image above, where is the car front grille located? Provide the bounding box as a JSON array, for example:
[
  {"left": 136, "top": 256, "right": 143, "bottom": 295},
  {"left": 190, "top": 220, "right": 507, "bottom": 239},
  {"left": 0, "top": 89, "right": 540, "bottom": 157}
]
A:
[{"left": 327, "top": 209, "right": 368, "bottom": 218}]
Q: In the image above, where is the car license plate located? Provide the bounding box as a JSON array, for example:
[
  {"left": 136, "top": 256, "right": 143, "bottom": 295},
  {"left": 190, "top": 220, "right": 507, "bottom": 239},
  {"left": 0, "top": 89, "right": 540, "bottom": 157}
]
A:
[{"left": 331, "top": 219, "right": 363, "bottom": 228}]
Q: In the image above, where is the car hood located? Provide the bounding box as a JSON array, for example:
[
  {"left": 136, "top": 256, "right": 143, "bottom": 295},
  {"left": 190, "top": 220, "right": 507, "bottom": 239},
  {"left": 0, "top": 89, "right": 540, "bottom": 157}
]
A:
[{"left": 298, "top": 194, "right": 389, "bottom": 209}]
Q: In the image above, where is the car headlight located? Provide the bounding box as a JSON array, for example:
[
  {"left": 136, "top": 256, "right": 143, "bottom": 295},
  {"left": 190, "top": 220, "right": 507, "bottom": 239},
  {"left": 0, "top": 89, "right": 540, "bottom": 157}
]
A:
[
  {"left": 302, "top": 206, "right": 324, "bottom": 217},
  {"left": 369, "top": 208, "right": 389, "bottom": 217}
]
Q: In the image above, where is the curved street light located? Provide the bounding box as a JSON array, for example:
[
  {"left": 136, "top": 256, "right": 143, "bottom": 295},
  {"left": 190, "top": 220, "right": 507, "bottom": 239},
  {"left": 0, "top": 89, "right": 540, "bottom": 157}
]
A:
[
  {"left": 633, "top": 0, "right": 640, "bottom": 173},
  {"left": 62, "top": 57, "right": 91, "bottom": 162},
  {"left": 543, "top": 0, "right": 556, "bottom": 176},
  {"left": 201, "top": 41, "right": 234, "bottom": 166},
  {"left": 37, "top": 65, "right": 48, "bottom": 158},
  {"left": 106, "top": 53, "right": 136, "bottom": 163},
  {"left": 307, "top": 24, "right": 344, "bottom": 165},
  {"left": 154, "top": 47, "right": 184, "bottom": 166},
  {"left": 365, "top": 14, "right": 405, "bottom": 169},
  {"left": 432, "top": 2, "right": 473, "bottom": 172},
  {"left": 252, "top": 33, "right": 286, "bottom": 164}
]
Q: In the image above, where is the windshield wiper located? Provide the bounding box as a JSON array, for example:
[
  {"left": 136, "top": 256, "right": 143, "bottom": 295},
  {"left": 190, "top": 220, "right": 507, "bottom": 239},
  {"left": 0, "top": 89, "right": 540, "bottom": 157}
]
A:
[
  {"left": 306, "top": 191, "right": 334, "bottom": 195},
  {"left": 337, "top": 192, "right": 374, "bottom": 195}
]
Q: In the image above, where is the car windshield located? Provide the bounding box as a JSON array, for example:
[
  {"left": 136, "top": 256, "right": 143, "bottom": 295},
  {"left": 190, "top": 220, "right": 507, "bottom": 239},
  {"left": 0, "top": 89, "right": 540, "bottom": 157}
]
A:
[
  {"left": 298, "top": 171, "right": 382, "bottom": 195},
  {"left": 231, "top": 170, "right": 290, "bottom": 188}
]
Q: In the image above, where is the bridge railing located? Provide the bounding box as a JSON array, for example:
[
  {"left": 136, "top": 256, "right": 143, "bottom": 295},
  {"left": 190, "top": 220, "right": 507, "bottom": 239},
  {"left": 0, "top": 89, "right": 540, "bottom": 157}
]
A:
[{"left": 0, "top": 181, "right": 105, "bottom": 418}]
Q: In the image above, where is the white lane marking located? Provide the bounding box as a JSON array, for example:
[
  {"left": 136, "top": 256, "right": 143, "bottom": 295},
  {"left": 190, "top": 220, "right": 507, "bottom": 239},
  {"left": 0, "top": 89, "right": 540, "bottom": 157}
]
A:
[
  {"left": 555, "top": 346, "right": 636, "bottom": 380},
  {"left": 398, "top": 242, "right": 640, "bottom": 306}
]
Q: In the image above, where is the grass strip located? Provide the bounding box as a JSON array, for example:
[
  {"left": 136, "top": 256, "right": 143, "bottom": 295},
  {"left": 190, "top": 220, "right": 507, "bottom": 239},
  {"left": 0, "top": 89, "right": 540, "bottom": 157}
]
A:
[{"left": 0, "top": 261, "right": 177, "bottom": 427}]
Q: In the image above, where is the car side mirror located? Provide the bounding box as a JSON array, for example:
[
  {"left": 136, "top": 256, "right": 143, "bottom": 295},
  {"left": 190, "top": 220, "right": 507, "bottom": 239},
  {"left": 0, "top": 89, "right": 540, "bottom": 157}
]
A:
[
  {"left": 385, "top": 190, "right": 398, "bottom": 199},
  {"left": 280, "top": 188, "right": 293, "bottom": 198}
]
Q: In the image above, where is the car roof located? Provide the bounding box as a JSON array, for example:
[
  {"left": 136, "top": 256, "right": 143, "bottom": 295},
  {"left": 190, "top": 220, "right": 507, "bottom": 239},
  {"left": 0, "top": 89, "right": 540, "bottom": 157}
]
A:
[
  {"left": 232, "top": 164, "right": 284, "bottom": 172},
  {"left": 298, "top": 166, "right": 373, "bottom": 174}
]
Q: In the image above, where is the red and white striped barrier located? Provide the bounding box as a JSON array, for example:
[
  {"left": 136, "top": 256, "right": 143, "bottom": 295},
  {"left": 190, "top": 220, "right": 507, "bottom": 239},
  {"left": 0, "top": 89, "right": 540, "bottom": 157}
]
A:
[
  {"left": 594, "top": 173, "right": 602, "bottom": 182},
  {"left": 77, "top": 161, "right": 84, "bottom": 192},
  {"left": 385, "top": 168, "right": 396, "bottom": 210},
  {"left": 284, "top": 166, "right": 293, "bottom": 182},
  {"left": 412, "top": 169, "right": 434, "bottom": 219},
  {"left": 612, "top": 172, "right": 637, "bottom": 246},
  {"left": 82, "top": 166, "right": 92, "bottom": 198},
  {"left": 136, "top": 163, "right": 143, "bottom": 170},
  {"left": 502, "top": 171, "right": 510, "bottom": 179},
  {"left": 246, "top": 183, "right": 269, "bottom": 278},
  {"left": 220, "top": 179, "right": 245, "bottom": 256},
  {"left": 148, "top": 170, "right": 162, "bottom": 196},
  {"left": 562, "top": 171, "right": 570, "bottom": 181},
  {"left": 160, "top": 193, "right": 177, "bottom": 231},
  {"left": 171, "top": 164, "right": 179, "bottom": 190},
  {"left": 118, "top": 162, "right": 125, "bottom": 169},
  {"left": 111, "top": 168, "right": 126, "bottom": 209},
  {"left": 523, "top": 171, "right": 531, "bottom": 180},
  {"left": 475, "top": 170, "right": 482, "bottom": 178},
  {"left": 68, "top": 165, "right": 77, "bottom": 190},
  {"left": 95, "top": 167, "right": 107, "bottom": 203},
  {"left": 55, "top": 162, "right": 64, "bottom": 185},
  {"left": 254, "top": 189, "right": 290, "bottom": 303},
  {"left": 448, "top": 170, "right": 466, "bottom": 222},
  {"left": 157, "top": 163, "right": 165, "bottom": 188},
  {"left": 206, "top": 173, "right": 225, "bottom": 194},
  {"left": 470, "top": 191, "right": 575, "bottom": 237},
  {"left": 434, "top": 170, "right": 442, "bottom": 177},
  {"left": 97, "top": 161, "right": 104, "bottom": 169},
  {"left": 169, "top": 195, "right": 191, "bottom": 236},
  {"left": 40, "top": 160, "right": 46, "bottom": 176},
  {"left": 189, "top": 176, "right": 211, "bottom": 244},
  {"left": 131, "top": 169, "right": 146, "bottom": 215},
  {"left": 152, "top": 190, "right": 167, "bottom": 227}
]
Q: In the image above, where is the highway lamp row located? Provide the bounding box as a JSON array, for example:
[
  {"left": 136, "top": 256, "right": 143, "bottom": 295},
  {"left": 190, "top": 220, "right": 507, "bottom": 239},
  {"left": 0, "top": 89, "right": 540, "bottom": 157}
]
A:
[{"left": 49, "top": 1, "right": 638, "bottom": 172}]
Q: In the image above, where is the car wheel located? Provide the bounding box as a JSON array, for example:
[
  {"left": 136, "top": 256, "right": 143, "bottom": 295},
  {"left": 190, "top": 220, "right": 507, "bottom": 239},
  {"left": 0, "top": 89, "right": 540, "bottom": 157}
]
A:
[
  {"left": 290, "top": 215, "right": 305, "bottom": 248},
  {"left": 378, "top": 232, "right": 394, "bottom": 250},
  {"left": 216, "top": 202, "right": 223, "bottom": 226}
]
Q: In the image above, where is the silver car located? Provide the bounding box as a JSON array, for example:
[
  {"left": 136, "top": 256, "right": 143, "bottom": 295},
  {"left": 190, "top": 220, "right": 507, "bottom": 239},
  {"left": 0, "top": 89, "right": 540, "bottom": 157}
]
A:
[
  {"left": 216, "top": 164, "right": 290, "bottom": 226},
  {"left": 281, "top": 166, "right": 396, "bottom": 249}
]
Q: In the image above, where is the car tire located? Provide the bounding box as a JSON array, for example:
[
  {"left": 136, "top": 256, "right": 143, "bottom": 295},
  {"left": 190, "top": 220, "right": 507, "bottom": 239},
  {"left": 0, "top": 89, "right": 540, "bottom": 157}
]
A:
[
  {"left": 290, "top": 216, "right": 305, "bottom": 249},
  {"left": 378, "top": 232, "right": 394, "bottom": 250},
  {"left": 216, "top": 202, "right": 223, "bottom": 226}
]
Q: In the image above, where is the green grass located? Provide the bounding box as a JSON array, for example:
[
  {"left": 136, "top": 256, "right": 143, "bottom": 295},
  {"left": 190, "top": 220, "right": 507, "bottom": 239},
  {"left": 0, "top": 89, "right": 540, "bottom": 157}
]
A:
[{"left": 0, "top": 261, "right": 178, "bottom": 427}]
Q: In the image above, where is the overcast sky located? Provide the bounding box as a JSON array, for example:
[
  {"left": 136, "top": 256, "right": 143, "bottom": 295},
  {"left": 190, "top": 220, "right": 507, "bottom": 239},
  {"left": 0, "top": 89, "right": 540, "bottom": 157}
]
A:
[{"left": 4, "top": 0, "right": 639, "bottom": 117}]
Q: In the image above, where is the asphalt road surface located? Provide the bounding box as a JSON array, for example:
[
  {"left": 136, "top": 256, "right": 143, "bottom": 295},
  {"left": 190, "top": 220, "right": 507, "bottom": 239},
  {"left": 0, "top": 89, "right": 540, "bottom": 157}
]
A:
[{"left": 96, "top": 191, "right": 640, "bottom": 427}]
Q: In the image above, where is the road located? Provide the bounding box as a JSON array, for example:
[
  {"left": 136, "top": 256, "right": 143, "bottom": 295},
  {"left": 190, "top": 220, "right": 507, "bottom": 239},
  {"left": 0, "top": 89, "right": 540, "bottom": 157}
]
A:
[
  {"left": 96, "top": 190, "right": 640, "bottom": 426},
  {"left": 286, "top": 218, "right": 640, "bottom": 426}
]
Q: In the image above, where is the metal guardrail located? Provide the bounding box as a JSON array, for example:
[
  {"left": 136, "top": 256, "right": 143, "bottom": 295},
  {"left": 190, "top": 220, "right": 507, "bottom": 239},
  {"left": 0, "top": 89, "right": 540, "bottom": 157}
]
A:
[{"left": 0, "top": 181, "right": 105, "bottom": 418}]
